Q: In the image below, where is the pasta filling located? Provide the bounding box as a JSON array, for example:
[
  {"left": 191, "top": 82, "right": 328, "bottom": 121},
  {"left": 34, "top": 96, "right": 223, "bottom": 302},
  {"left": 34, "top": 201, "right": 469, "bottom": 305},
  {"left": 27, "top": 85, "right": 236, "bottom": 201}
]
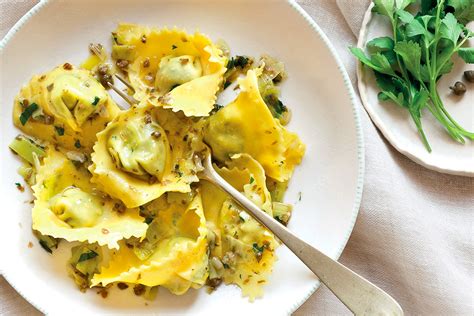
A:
[
  {"left": 12, "top": 64, "right": 121, "bottom": 152},
  {"left": 155, "top": 55, "right": 203, "bottom": 92},
  {"left": 49, "top": 186, "right": 103, "bottom": 228},
  {"left": 90, "top": 104, "right": 204, "bottom": 208},
  {"left": 49, "top": 72, "right": 107, "bottom": 128},
  {"left": 107, "top": 114, "right": 168, "bottom": 181}
]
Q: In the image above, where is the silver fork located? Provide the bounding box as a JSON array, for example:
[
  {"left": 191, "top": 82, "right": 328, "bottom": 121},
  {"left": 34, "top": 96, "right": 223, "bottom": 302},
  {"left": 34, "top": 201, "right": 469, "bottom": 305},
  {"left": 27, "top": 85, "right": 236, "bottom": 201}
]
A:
[
  {"left": 89, "top": 43, "right": 136, "bottom": 106},
  {"left": 102, "top": 54, "right": 403, "bottom": 315}
]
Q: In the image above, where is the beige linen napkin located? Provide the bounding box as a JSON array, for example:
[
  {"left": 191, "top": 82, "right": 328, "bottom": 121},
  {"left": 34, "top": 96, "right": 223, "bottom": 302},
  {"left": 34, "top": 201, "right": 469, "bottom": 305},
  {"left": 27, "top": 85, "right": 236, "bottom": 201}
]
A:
[{"left": 1, "top": 1, "right": 473, "bottom": 315}]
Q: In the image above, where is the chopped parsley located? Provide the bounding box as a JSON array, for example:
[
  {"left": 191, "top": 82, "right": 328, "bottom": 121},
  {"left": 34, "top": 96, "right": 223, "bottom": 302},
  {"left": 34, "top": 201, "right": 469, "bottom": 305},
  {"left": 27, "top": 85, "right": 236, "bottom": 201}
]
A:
[
  {"left": 223, "top": 263, "right": 230, "bottom": 269},
  {"left": 211, "top": 103, "right": 224, "bottom": 115},
  {"left": 172, "top": 44, "right": 177, "bottom": 50},
  {"left": 252, "top": 243, "right": 264, "bottom": 261},
  {"left": 15, "top": 182, "right": 25, "bottom": 192},
  {"left": 54, "top": 126, "right": 65, "bottom": 136},
  {"left": 249, "top": 176, "right": 255, "bottom": 184},
  {"left": 223, "top": 80, "right": 231, "bottom": 89},
  {"left": 92, "top": 96, "right": 100, "bottom": 106},
  {"left": 174, "top": 164, "right": 183, "bottom": 177},
  {"left": 226, "top": 55, "right": 250, "bottom": 71},
  {"left": 264, "top": 94, "right": 287, "bottom": 117},
  {"left": 234, "top": 56, "right": 249, "bottom": 68},
  {"left": 39, "top": 240, "right": 53, "bottom": 254},
  {"left": 74, "top": 140, "right": 81, "bottom": 148},
  {"left": 19, "top": 103, "right": 39, "bottom": 125},
  {"left": 111, "top": 32, "right": 119, "bottom": 44},
  {"left": 239, "top": 215, "right": 245, "bottom": 222},
  {"left": 78, "top": 250, "right": 98, "bottom": 262},
  {"left": 144, "top": 217, "right": 154, "bottom": 224}
]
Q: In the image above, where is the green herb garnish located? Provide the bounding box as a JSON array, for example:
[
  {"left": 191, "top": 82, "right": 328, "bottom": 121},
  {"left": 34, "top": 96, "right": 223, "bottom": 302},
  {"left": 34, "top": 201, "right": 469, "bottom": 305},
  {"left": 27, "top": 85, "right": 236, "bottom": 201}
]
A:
[
  {"left": 226, "top": 55, "right": 250, "bottom": 71},
  {"left": 249, "top": 176, "right": 255, "bottom": 184},
  {"left": 264, "top": 94, "right": 287, "bottom": 117},
  {"left": 350, "top": 0, "right": 474, "bottom": 152},
  {"left": 211, "top": 104, "right": 224, "bottom": 115},
  {"left": 92, "top": 96, "right": 100, "bottom": 106},
  {"left": 74, "top": 140, "right": 81, "bottom": 148},
  {"left": 144, "top": 217, "right": 154, "bottom": 224},
  {"left": 223, "top": 263, "right": 230, "bottom": 269},
  {"left": 78, "top": 250, "right": 98, "bottom": 262},
  {"left": 172, "top": 44, "right": 177, "bottom": 49},
  {"left": 39, "top": 240, "right": 53, "bottom": 254},
  {"left": 174, "top": 164, "right": 183, "bottom": 177},
  {"left": 19, "top": 103, "right": 39, "bottom": 125},
  {"left": 252, "top": 243, "right": 265, "bottom": 262},
  {"left": 54, "top": 126, "right": 65, "bottom": 136}
]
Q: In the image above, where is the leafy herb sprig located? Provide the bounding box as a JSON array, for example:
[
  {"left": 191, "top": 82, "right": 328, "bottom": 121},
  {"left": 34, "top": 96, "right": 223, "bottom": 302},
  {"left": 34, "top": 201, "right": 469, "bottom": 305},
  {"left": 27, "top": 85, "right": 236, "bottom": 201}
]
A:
[{"left": 351, "top": 0, "right": 474, "bottom": 152}]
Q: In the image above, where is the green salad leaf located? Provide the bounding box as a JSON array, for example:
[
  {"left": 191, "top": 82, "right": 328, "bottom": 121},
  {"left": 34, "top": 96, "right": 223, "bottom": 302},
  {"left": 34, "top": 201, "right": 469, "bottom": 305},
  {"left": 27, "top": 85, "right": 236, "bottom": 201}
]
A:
[{"left": 351, "top": 0, "right": 474, "bottom": 152}]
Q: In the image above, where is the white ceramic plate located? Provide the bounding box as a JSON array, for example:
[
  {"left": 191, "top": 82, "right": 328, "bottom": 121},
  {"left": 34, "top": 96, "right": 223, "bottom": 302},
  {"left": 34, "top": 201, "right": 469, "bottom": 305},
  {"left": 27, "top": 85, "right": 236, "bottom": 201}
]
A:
[
  {"left": 357, "top": 4, "right": 474, "bottom": 176},
  {"left": 0, "top": 0, "right": 364, "bottom": 314}
]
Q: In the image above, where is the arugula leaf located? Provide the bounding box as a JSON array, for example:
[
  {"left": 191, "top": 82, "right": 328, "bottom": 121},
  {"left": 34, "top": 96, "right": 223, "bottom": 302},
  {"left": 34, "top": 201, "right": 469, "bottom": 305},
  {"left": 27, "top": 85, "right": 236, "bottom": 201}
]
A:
[
  {"left": 408, "top": 89, "right": 431, "bottom": 152},
  {"left": 371, "top": 53, "right": 397, "bottom": 75},
  {"left": 440, "top": 13, "right": 463, "bottom": 44},
  {"left": 438, "top": 60, "right": 454, "bottom": 75},
  {"left": 458, "top": 47, "right": 474, "bottom": 63},
  {"left": 421, "top": 0, "right": 437, "bottom": 14},
  {"left": 405, "top": 19, "right": 428, "bottom": 38},
  {"left": 447, "top": 0, "right": 474, "bottom": 24},
  {"left": 420, "top": 64, "right": 431, "bottom": 82},
  {"left": 394, "top": 41, "right": 422, "bottom": 80},
  {"left": 395, "top": 0, "right": 415, "bottom": 10},
  {"left": 396, "top": 9, "right": 414, "bottom": 23},
  {"left": 373, "top": 0, "right": 396, "bottom": 18},
  {"left": 351, "top": 0, "right": 474, "bottom": 152},
  {"left": 351, "top": 47, "right": 396, "bottom": 75},
  {"left": 367, "top": 37, "right": 395, "bottom": 53},
  {"left": 373, "top": 0, "right": 414, "bottom": 17}
]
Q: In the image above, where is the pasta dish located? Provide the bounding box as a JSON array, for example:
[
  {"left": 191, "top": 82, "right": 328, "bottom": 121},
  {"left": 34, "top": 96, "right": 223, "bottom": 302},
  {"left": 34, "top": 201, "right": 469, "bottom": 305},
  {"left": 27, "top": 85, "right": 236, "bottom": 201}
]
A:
[{"left": 9, "top": 24, "right": 305, "bottom": 301}]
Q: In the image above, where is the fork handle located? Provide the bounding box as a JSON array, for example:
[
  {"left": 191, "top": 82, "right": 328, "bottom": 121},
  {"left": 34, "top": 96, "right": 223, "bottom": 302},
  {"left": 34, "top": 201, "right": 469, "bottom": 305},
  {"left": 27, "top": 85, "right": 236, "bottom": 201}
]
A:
[{"left": 203, "top": 167, "right": 403, "bottom": 315}]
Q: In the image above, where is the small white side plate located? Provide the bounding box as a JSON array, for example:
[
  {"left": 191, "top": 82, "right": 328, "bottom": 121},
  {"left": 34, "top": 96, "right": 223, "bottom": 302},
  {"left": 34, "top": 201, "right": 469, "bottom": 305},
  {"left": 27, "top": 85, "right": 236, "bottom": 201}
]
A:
[{"left": 357, "top": 4, "right": 474, "bottom": 176}]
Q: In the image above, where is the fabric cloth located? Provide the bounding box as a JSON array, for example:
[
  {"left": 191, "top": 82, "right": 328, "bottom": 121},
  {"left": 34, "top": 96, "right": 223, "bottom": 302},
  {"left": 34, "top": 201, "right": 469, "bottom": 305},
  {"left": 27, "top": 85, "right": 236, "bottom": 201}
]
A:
[{"left": 1, "top": 0, "right": 472, "bottom": 315}]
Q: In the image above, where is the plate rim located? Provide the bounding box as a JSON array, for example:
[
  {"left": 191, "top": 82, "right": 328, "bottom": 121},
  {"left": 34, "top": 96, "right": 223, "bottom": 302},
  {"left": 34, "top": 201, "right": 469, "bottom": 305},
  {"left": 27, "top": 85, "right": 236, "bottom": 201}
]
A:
[
  {"left": 357, "top": 3, "right": 474, "bottom": 177},
  {"left": 0, "top": 0, "right": 365, "bottom": 314}
]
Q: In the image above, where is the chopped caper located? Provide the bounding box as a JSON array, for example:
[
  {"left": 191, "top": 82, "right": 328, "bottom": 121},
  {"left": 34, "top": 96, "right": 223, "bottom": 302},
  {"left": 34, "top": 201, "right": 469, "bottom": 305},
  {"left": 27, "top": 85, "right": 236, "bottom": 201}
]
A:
[
  {"left": 449, "top": 81, "right": 466, "bottom": 95},
  {"left": 463, "top": 70, "right": 474, "bottom": 83}
]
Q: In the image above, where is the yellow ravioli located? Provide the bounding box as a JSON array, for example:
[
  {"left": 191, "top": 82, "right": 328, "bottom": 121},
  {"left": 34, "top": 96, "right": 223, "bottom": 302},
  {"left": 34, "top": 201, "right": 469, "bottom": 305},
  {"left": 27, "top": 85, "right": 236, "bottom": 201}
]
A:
[
  {"left": 112, "top": 24, "right": 227, "bottom": 116},
  {"left": 90, "top": 104, "right": 205, "bottom": 208},
  {"left": 204, "top": 67, "right": 305, "bottom": 181},
  {"left": 13, "top": 64, "right": 121, "bottom": 153},
  {"left": 32, "top": 148, "right": 148, "bottom": 249},
  {"left": 201, "top": 154, "right": 278, "bottom": 300},
  {"left": 91, "top": 193, "right": 208, "bottom": 295}
]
